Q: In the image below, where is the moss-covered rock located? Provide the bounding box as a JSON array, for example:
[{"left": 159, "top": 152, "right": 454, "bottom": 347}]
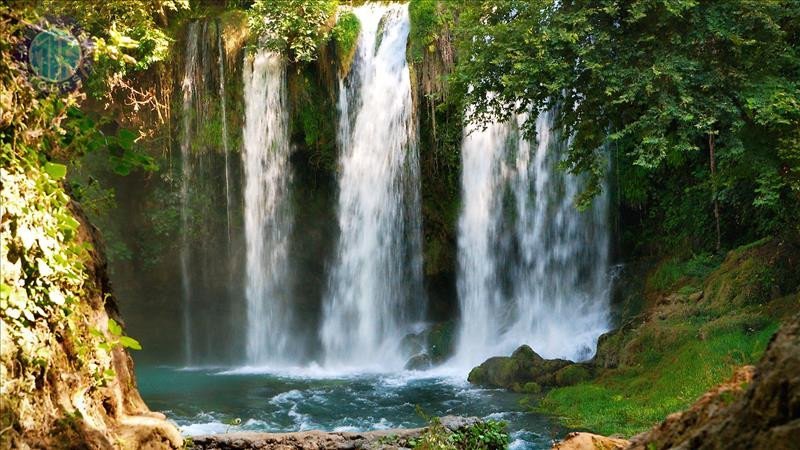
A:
[
  {"left": 467, "top": 345, "right": 581, "bottom": 390},
  {"left": 555, "top": 365, "right": 591, "bottom": 386},
  {"left": 401, "top": 321, "right": 456, "bottom": 368},
  {"left": 332, "top": 10, "right": 360, "bottom": 78},
  {"left": 704, "top": 237, "right": 799, "bottom": 308}
]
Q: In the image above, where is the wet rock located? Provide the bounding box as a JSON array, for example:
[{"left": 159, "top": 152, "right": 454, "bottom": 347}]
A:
[
  {"left": 400, "top": 321, "right": 456, "bottom": 367},
  {"left": 468, "top": 345, "right": 588, "bottom": 390},
  {"left": 404, "top": 353, "right": 432, "bottom": 370},
  {"left": 191, "top": 416, "right": 482, "bottom": 449}
]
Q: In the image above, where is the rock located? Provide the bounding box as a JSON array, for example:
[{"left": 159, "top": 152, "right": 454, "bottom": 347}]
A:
[
  {"left": 400, "top": 331, "right": 425, "bottom": 356},
  {"left": 426, "top": 321, "right": 455, "bottom": 363},
  {"left": 467, "top": 345, "right": 584, "bottom": 390},
  {"left": 551, "top": 432, "right": 630, "bottom": 450},
  {"left": 688, "top": 291, "right": 704, "bottom": 302},
  {"left": 0, "top": 188, "right": 182, "bottom": 449},
  {"left": 400, "top": 321, "right": 456, "bottom": 367},
  {"left": 404, "top": 353, "right": 432, "bottom": 370},
  {"left": 628, "top": 313, "right": 800, "bottom": 449},
  {"left": 191, "top": 416, "right": 482, "bottom": 449}
]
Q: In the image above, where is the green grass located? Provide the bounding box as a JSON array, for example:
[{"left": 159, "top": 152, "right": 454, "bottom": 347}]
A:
[
  {"left": 539, "top": 322, "right": 778, "bottom": 436},
  {"left": 647, "top": 253, "right": 723, "bottom": 293}
]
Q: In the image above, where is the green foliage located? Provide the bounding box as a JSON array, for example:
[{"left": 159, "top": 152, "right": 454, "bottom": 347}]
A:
[
  {"left": 408, "top": 0, "right": 439, "bottom": 63},
  {"left": 540, "top": 323, "right": 777, "bottom": 436},
  {"left": 647, "top": 253, "right": 723, "bottom": 293},
  {"left": 554, "top": 365, "right": 591, "bottom": 386},
  {"left": 248, "top": 0, "right": 337, "bottom": 63},
  {"left": 91, "top": 318, "right": 142, "bottom": 352},
  {"left": 410, "top": 410, "right": 509, "bottom": 450},
  {"left": 35, "top": 0, "right": 189, "bottom": 96},
  {"left": 454, "top": 0, "right": 800, "bottom": 247},
  {"left": 332, "top": 10, "right": 359, "bottom": 75},
  {"left": 448, "top": 420, "right": 509, "bottom": 450},
  {"left": 538, "top": 237, "right": 797, "bottom": 436}
]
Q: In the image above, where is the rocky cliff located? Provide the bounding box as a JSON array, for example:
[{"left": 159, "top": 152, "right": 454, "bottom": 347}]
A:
[{"left": 1, "top": 165, "right": 182, "bottom": 449}]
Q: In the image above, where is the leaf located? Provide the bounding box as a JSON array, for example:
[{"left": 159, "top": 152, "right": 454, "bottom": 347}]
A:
[
  {"left": 44, "top": 162, "right": 67, "bottom": 180},
  {"left": 108, "top": 318, "right": 122, "bottom": 336},
  {"left": 117, "top": 129, "right": 137, "bottom": 151},
  {"left": 119, "top": 335, "right": 142, "bottom": 350}
]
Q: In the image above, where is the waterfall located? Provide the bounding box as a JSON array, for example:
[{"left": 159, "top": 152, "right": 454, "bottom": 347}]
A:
[
  {"left": 454, "top": 111, "right": 610, "bottom": 366},
  {"left": 320, "top": 3, "right": 424, "bottom": 369},
  {"left": 217, "top": 20, "right": 232, "bottom": 244},
  {"left": 242, "top": 50, "right": 294, "bottom": 365},
  {"left": 180, "top": 22, "right": 200, "bottom": 365}
]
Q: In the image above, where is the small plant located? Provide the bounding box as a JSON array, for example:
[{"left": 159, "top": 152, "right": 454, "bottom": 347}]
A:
[
  {"left": 92, "top": 318, "right": 142, "bottom": 352},
  {"left": 449, "top": 420, "right": 509, "bottom": 450},
  {"left": 224, "top": 417, "right": 242, "bottom": 433},
  {"left": 411, "top": 407, "right": 509, "bottom": 450}
]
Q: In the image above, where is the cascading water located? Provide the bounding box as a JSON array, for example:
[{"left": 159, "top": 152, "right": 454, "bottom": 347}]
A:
[
  {"left": 242, "top": 49, "right": 294, "bottom": 366},
  {"left": 320, "top": 3, "right": 425, "bottom": 369},
  {"left": 454, "top": 111, "right": 611, "bottom": 367},
  {"left": 178, "top": 21, "right": 241, "bottom": 365},
  {"left": 217, "top": 19, "right": 232, "bottom": 244},
  {"left": 179, "top": 22, "right": 200, "bottom": 364}
]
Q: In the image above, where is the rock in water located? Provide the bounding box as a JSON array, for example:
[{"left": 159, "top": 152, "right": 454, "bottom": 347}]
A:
[{"left": 468, "top": 345, "right": 590, "bottom": 391}]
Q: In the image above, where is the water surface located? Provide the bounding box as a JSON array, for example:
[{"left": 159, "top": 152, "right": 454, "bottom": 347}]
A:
[{"left": 137, "top": 366, "right": 566, "bottom": 449}]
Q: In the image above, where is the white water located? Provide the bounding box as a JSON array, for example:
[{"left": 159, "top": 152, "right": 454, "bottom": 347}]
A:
[
  {"left": 454, "top": 111, "right": 611, "bottom": 367},
  {"left": 242, "top": 50, "right": 294, "bottom": 365},
  {"left": 320, "top": 4, "right": 424, "bottom": 370},
  {"left": 180, "top": 22, "right": 200, "bottom": 364}
]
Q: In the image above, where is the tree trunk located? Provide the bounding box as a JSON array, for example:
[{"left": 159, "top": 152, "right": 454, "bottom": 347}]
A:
[{"left": 709, "top": 133, "right": 721, "bottom": 252}]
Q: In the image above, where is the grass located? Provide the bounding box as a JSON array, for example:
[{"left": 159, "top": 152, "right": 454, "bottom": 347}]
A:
[
  {"left": 539, "top": 318, "right": 778, "bottom": 436},
  {"left": 647, "top": 253, "right": 723, "bottom": 293}
]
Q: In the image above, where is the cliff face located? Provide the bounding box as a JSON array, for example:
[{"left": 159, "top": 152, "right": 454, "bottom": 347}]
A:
[{"left": 0, "top": 164, "right": 182, "bottom": 449}]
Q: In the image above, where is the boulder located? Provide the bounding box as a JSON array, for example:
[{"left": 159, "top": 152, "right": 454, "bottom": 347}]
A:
[
  {"left": 551, "top": 432, "right": 629, "bottom": 450},
  {"left": 468, "top": 345, "right": 589, "bottom": 390}
]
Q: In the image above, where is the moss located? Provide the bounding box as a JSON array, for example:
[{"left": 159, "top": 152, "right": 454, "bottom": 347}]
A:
[
  {"left": 467, "top": 366, "right": 486, "bottom": 384},
  {"left": 287, "top": 64, "right": 338, "bottom": 175},
  {"left": 538, "top": 237, "right": 799, "bottom": 437},
  {"left": 516, "top": 382, "right": 542, "bottom": 394},
  {"left": 540, "top": 324, "right": 778, "bottom": 437},
  {"left": 705, "top": 246, "right": 777, "bottom": 307},
  {"left": 554, "top": 365, "right": 591, "bottom": 386},
  {"left": 427, "top": 320, "right": 455, "bottom": 362},
  {"left": 332, "top": 11, "right": 360, "bottom": 77}
]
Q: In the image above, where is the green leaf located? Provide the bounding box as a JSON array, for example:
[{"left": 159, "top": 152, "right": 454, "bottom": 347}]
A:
[
  {"left": 108, "top": 318, "right": 122, "bottom": 336},
  {"left": 117, "top": 129, "right": 136, "bottom": 151},
  {"left": 44, "top": 162, "right": 67, "bottom": 180},
  {"left": 119, "top": 335, "right": 142, "bottom": 350}
]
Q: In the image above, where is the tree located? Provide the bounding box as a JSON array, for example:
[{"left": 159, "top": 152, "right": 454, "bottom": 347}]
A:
[
  {"left": 248, "top": 0, "right": 337, "bottom": 63},
  {"left": 454, "top": 0, "right": 800, "bottom": 248}
]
